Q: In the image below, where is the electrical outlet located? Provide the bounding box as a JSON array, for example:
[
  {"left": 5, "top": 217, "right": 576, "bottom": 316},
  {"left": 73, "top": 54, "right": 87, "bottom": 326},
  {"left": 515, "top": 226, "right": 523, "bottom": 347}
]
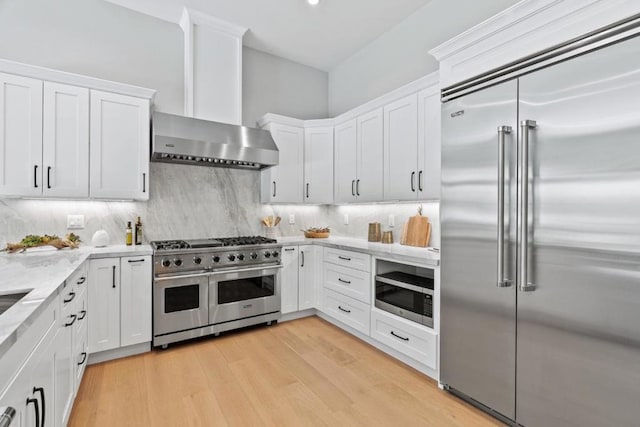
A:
[
  {"left": 343, "top": 214, "right": 349, "bottom": 225},
  {"left": 67, "top": 214, "right": 85, "bottom": 229},
  {"left": 289, "top": 214, "right": 295, "bottom": 224},
  {"left": 388, "top": 214, "right": 395, "bottom": 227}
]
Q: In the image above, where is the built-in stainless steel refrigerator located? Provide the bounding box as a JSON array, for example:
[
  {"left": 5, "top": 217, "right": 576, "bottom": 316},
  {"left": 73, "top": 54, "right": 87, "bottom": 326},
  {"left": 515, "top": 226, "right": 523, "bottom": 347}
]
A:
[{"left": 440, "top": 16, "right": 640, "bottom": 427}]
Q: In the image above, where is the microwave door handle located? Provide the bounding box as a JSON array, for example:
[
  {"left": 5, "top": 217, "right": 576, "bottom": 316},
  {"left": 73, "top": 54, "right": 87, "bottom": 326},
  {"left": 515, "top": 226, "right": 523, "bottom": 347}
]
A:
[
  {"left": 497, "top": 125, "right": 513, "bottom": 288},
  {"left": 376, "top": 276, "right": 430, "bottom": 294},
  {"left": 519, "top": 120, "right": 537, "bottom": 292}
]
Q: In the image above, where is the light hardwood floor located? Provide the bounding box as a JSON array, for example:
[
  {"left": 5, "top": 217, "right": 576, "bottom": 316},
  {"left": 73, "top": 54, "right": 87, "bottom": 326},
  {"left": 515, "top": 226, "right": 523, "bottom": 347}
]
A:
[{"left": 69, "top": 316, "right": 500, "bottom": 426}]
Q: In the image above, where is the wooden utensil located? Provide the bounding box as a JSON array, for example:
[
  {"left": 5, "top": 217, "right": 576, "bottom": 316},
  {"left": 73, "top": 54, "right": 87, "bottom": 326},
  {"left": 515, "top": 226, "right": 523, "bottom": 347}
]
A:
[{"left": 274, "top": 216, "right": 281, "bottom": 226}]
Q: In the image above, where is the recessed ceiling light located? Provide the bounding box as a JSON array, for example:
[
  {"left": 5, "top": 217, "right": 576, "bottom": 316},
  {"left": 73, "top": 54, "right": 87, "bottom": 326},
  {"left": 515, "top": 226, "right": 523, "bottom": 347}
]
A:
[{"left": 307, "top": 0, "right": 320, "bottom": 5}]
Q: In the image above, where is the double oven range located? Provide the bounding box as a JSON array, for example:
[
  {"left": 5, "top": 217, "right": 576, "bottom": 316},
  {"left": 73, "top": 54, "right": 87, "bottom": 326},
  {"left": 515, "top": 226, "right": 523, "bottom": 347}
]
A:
[{"left": 151, "top": 236, "right": 282, "bottom": 348}]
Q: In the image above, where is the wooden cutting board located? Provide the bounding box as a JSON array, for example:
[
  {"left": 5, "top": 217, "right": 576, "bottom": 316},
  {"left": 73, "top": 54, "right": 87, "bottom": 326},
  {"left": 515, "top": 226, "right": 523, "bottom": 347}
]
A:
[{"left": 400, "top": 215, "right": 431, "bottom": 247}]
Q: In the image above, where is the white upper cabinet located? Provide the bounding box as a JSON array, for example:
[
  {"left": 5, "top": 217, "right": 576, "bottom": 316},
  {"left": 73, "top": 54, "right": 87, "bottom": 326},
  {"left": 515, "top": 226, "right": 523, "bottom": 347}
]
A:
[
  {"left": 417, "top": 88, "right": 441, "bottom": 200},
  {"left": 304, "top": 126, "right": 334, "bottom": 204},
  {"left": 0, "top": 72, "right": 43, "bottom": 197},
  {"left": 334, "top": 119, "right": 357, "bottom": 203},
  {"left": 383, "top": 93, "right": 418, "bottom": 201},
  {"left": 43, "top": 82, "right": 89, "bottom": 198},
  {"left": 90, "top": 90, "right": 150, "bottom": 200},
  {"left": 261, "top": 122, "right": 304, "bottom": 203},
  {"left": 356, "top": 108, "right": 384, "bottom": 202}
]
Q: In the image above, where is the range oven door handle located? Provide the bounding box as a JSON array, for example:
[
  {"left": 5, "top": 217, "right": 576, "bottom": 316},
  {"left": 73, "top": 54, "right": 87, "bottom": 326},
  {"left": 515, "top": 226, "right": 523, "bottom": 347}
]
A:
[
  {"left": 208, "top": 264, "right": 284, "bottom": 276},
  {"left": 154, "top": 272, "right": 212, "bottom": 282}
]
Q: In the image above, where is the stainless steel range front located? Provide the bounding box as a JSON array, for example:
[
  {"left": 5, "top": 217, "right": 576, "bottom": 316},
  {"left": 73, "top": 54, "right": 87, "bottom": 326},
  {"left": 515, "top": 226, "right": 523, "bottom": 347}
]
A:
[{"left": 151, "top": 236, "right": 282, "bottom": 348}]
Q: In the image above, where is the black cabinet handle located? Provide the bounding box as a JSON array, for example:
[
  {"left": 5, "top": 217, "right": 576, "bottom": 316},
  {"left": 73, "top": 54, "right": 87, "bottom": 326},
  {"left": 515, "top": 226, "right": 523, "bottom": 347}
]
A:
[
  {"left": 272, "top": 181, "right": 276, "bottom": 198},
  {"left": 142, "top": 173, "right": 146, "bottom": 193},
  {"left": 34, "top": 387, "right": 45, "bottom": 427},
  {"left": 78, "top": 310, "right": 87, "bottom": 320},
  {"left": 338, "top": 256, "right": 351, "bottom": 261},
  {"left": 63, "top": 292, "right": 76, "bottom": 304},
  {"left": 26, "top": 397, "right": 39, "bottom": 427},
  {"left": 411, "top": 171, "right": 416, "bottom": 192},
  {"left": 391, "top": 331, "right": 410, "bottom": 341},
  {"left": 47, "top": 166, "right": 52, "bottom": 189},
  {"left": 351, "top": 180, "right": 355, "bottom": 196},
  {"left": 338, "top": 306, "right": 351, "bottom": 314},
  {"left": 306, "top": 183, "right": 309, "bottom": 199},
  {"left": 65, "top": 314, "right": 77, "bottom": 327},
  {"left": 418, "top": 170, "right": 423, "bottom": 192},
  {"left": 76, "top": 277, "right": 86, "bottom": 285},
  {"left": 128, "top": 258, "right": 145, "bottom": 263},
  {"left": 78, "top": 352, "right": 88, "bottom": 366},
  {"left": 356, "top": 179, "right": 360, "bottom": 196},
  {"left": 284, "top": 248, "right": 295, "bottom": 252},
  {"left": 112, "top": 265, "right": 116, "bottom": 288},
  {"left": 34, "top": 165, "right": 38, "bottom": 188},
  {"left": 300, "top": 251, "right": 305, "bottom": 268},
  {"left": 338, "top": 278, "right": 351, "bottom": 285}
]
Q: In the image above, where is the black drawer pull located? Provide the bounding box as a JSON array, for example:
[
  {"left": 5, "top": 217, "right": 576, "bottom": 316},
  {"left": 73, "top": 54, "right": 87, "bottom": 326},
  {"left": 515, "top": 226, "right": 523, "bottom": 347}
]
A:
[
  {"left": 338, "top": 306, "right": 351, "bottom": 314},
  {"left": 63, "top": 292, "right": 76, "bottom": 303},
  {"left": 65, "top": 314, "right": 77, "bottom": 327},
  {"left": 76, "top": 277, "right": 86, "bottom": 285},
  {"left": 391, "top": 331, "right": 409, "bottom": 341},
  {"left": 128, "top": 258, "right": 145, "bottom": 263},
  {"left": 338, "top": 256, "right": 351, "bottom": 261},
  {"left": 26, "top": 397, "right": 39, "bottom": 427},
  {"left": 78, "top": 310, "right": 87, "bottom": 320},
  {"left": 34, "top": 386, "right": 46, "bottom": 427},
  {"left": 284, "top": 248, "right": 295, "bottom": 252},
  {"left": 78, "top": 352, "right": 88, "bottom": 366},
  {"left": 338, "top": 278, "right": 351, "bottom": 285}
]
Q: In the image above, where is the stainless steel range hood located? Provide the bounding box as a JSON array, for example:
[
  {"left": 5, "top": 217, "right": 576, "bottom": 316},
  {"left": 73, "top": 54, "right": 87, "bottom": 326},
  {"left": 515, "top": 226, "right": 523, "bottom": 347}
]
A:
[{"left": 151, "top": 112, "right": 278, "bottom": 170}]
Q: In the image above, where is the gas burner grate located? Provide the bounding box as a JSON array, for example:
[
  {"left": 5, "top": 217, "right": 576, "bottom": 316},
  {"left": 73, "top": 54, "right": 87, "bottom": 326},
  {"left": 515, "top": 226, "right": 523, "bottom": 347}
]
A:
[
  {"left": 151, "top": 240, "right": 190, "bottom": 251},
  {"left": 217, "top": 236, "right": 278, "bottom": 246}
]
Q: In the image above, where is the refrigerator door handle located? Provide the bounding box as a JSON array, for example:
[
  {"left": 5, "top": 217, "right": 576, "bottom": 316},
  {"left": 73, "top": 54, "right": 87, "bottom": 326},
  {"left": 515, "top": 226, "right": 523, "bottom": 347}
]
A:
[
  {"left": 519, "top": 120, "right": 537, "bottom": 292},
  {"left": 497, "top": 125, "right": 513, "bottom": 288}
]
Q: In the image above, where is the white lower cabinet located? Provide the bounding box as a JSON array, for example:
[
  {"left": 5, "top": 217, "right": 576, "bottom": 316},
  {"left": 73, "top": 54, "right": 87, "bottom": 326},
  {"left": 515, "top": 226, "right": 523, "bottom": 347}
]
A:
[
  {"left": 370, "top": 308, "right": 437, "bottom": 370},
  {"left": 324, "top": 263, "right": 370, "bottom": 304},
  {"left": 88, "top": 255, "right": 152, "bottom": 353},
  {"left": 298, "top": 245, "right": 322, "bottom": 310},
  {"left": 323, "top": 289, "right": 370, "bottom": 335},
  {"left": 280, "top": 246, "right": 299, "bottom": 314}
]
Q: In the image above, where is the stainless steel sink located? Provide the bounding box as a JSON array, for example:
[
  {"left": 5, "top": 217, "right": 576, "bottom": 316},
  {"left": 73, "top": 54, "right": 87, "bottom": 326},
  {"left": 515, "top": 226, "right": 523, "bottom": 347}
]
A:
[{"left": 0, "top": 292, "right": 29, "bottom": 316}]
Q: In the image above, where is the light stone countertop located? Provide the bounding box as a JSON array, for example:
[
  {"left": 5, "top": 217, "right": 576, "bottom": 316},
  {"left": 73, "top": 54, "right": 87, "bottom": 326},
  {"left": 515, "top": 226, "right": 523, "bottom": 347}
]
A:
[
  {"left": 0, "top": 244, "right": 152, "bottom": 360},
  {"left": 277, "top": 236, "right": 440, "bottom": 267}
]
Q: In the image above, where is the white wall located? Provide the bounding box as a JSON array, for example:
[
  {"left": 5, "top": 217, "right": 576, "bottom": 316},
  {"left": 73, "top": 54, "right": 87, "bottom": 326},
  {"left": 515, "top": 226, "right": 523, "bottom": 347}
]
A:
[
  {"left": 328, "top": 0, "right": 520, "bottom": 116},
  {"left": 0, "top": 0, "right": 184, "bottom": 114},
  {"left": 243, "top": 47, "right": 328, "bottom": 127}
]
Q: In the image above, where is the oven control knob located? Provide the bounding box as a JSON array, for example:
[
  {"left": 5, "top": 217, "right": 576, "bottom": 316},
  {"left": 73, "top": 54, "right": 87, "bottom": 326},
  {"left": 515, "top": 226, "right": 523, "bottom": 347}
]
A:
[
  {"left": 174, "top": 259, "right": 183, "bottom": 267},
  {"left": 250, "top": 252, "right": 258, "bottom": 259},
  {"left": 264, "top": 251, "right": 271, "bottom": 258},
  {"left": 228, "top": 254, "right": 236, "bottom": 261},
  {"left": 193, "top": 256, "right": 202, "bottom": 264},
  {"left": 237, "top": 254, "right": 245, "bottom": 261},
  {"left": 271, "top": 251, "right": 279, "bottom": 258},
  {"left": 162, "top": 259, "right": 171, "bottom": 267},
  {"left": 212, "top": 256, "right": 221, "bottom": 263}
]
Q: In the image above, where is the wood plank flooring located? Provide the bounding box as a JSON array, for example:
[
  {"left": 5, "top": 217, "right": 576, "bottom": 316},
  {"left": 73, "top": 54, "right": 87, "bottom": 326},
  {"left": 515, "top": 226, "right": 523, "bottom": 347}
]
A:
[{"left": 69, "top": 316, "right": 500, "bottom": 426}]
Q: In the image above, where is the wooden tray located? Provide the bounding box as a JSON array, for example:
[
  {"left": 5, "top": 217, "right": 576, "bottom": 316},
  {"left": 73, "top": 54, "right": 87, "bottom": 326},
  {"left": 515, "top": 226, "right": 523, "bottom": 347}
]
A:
[{"left": 304, "top": 231, "right": 330, "bottom": 238}]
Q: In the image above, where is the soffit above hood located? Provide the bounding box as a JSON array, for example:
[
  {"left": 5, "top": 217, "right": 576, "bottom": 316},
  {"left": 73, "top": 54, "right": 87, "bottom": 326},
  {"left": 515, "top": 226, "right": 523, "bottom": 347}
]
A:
[{"left": 151, "top": 112, "right": 278, "bottom": 170}]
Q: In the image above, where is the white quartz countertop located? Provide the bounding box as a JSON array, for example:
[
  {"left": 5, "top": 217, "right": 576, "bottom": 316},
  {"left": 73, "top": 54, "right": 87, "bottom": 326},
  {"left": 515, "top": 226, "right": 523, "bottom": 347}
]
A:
[
  {"left": 277, "top": 236, "right": 439, "bottom": 267},
  {"left": 0, "top": 244, "right": 152, "bottom": 360}
]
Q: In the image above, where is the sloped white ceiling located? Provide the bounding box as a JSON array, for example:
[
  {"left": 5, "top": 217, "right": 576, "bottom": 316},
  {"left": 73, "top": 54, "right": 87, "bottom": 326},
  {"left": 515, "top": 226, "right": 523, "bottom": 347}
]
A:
[{"left": 105, "top": 0, "right": 433, "bottom": 71}]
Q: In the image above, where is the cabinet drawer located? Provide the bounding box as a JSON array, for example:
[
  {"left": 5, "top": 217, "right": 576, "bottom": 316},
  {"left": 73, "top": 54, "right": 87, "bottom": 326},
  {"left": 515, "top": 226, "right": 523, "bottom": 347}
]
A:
[
  {"left": 324, "top": 247, "right": 370, "bottom": 272},
  {"left": 323, "top": 289, "right": 370, "bottom": 336},
  {"left": 324, "top": 263, "right": 371, "bottom": 304},
  {"left": 370, "top": 309, "right": 437, "bottom": 369}
]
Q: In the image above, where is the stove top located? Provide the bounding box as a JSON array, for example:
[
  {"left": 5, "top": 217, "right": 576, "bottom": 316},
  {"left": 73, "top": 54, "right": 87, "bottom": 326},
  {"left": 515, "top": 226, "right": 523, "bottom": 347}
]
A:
[{"left": 151, "top": 236, "right": 277, "bottom": 252}]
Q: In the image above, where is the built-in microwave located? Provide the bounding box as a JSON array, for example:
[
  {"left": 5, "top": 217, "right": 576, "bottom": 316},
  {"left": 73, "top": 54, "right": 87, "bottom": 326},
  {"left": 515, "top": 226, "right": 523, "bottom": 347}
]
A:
[{"left": 375, "top": 271, "right": 433, "bottom": 328}]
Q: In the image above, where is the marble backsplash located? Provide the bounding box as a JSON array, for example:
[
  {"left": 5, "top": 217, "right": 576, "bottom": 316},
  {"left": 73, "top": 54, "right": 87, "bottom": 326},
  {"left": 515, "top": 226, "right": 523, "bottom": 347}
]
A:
[{"left": 0, "top": 163, "right": 440, "bottom": 248}]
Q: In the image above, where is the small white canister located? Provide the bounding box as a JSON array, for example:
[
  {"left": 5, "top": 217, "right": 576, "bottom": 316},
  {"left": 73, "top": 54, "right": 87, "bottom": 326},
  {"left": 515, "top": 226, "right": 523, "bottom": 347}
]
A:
[{"left": 91, "top": 229, "right": 110, "bottom": 247}]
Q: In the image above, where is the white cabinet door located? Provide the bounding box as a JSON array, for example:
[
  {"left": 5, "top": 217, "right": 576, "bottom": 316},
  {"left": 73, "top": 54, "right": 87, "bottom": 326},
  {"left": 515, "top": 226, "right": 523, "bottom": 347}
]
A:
[
  {"left": 304, "top": 126, "right": 333, "bottom": 204},
  {"left": 334, "top": 120, "right": 357, "bottom": 203},
  {"left": 261, "top": 123, "right": 303, "bottom": 203},
  {"left": 89, "top": 90, "right": 150, "bottom": 200},
  {"left": 356, "top": 108, "right": 384, "bottom": 202},
  {"left": 55, "top": 314, "right": 74, "bottom": 427},
  {"left": 383, "top": 94, "right": 418, "bottom": 201},
  {"left": 417, "top": 88, "right": 441, "bottom": 200},
  {"left": 298, "top": 245, "right": 322, "bottom": 310},
  {"left": 0, "top": 72, "right": 43, "bottom": 197},
  {"left": 280, "top": 246, "right": 299, "bottom": 314},
  {"left": 42, "top": 82, "right": 89, "bottom": 198},
  {"left": 88, "top": 258, "right": 121, "bottom": 353},
  {"left": 25, "top": 321, "right": 56, "bottom": 427},
  {"left": 120, "top": 255, "right": 152, "bottom": 347}
]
